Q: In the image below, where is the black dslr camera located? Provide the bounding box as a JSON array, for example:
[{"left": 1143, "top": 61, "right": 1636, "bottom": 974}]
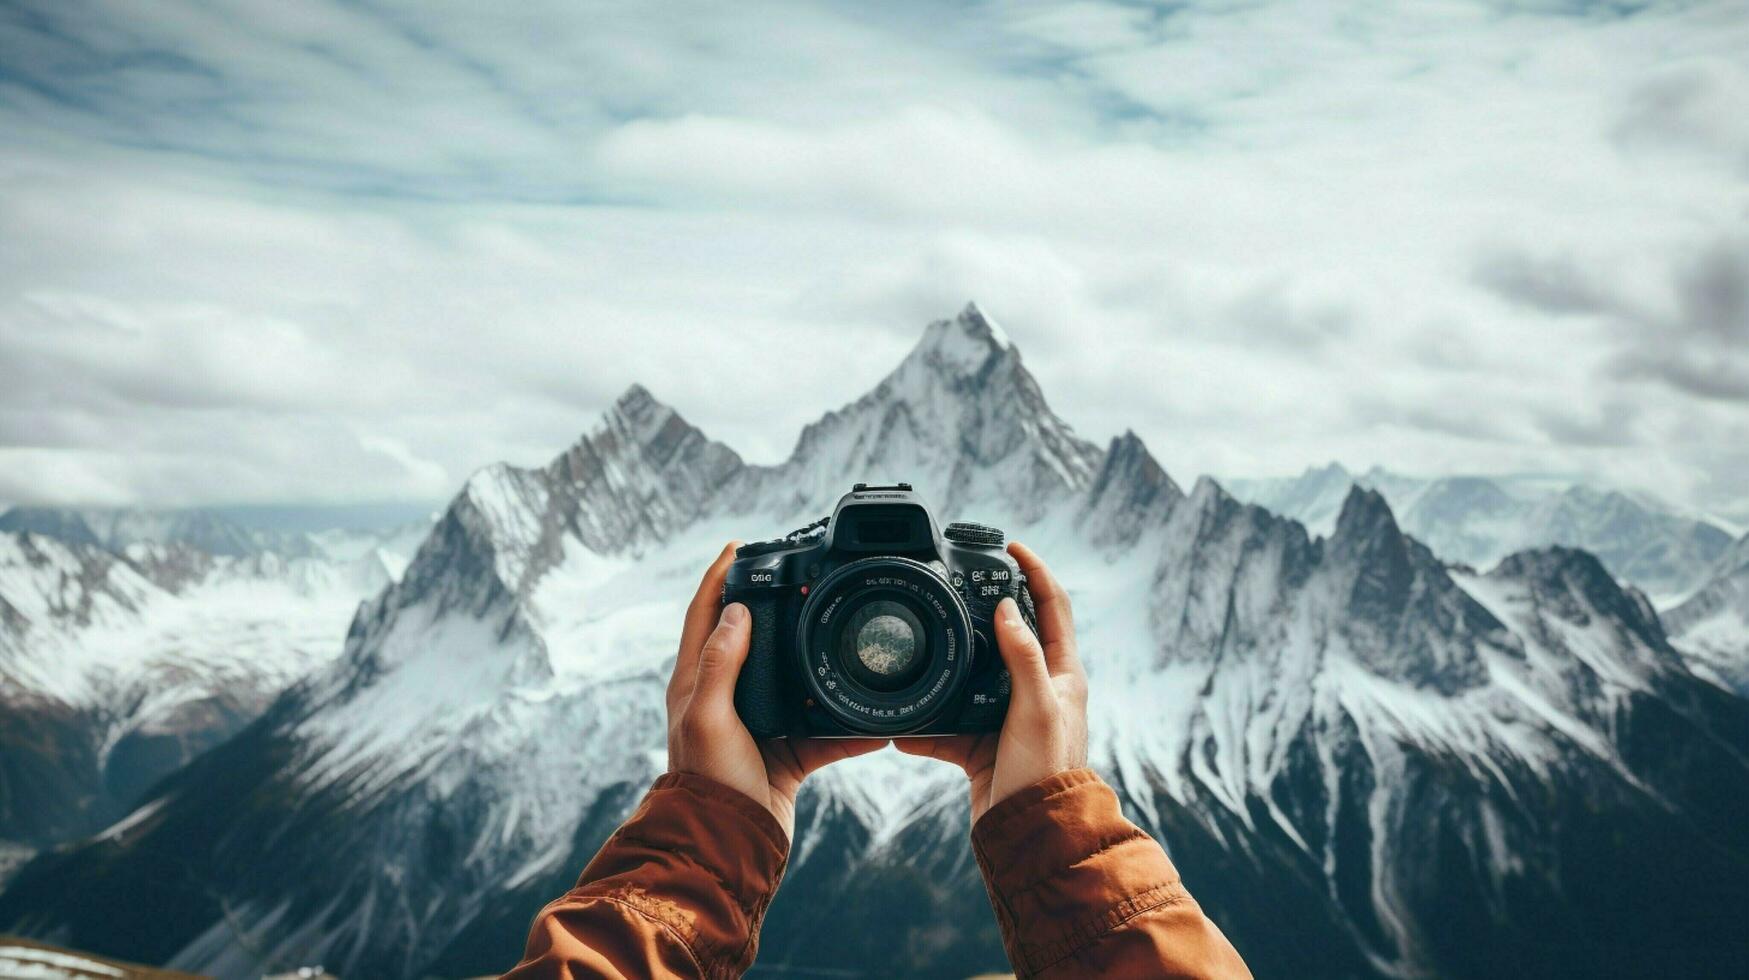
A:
[{"left": 724, "top": 483, "right": 1036, "bottom": 738}]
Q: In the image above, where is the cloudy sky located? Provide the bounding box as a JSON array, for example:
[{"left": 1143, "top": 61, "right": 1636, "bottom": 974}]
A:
[{"left": 1, "top": 1, "right": 1745, "bottom": 519}]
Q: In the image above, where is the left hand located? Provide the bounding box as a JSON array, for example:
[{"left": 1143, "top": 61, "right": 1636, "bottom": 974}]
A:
[{"left": 666, "top": 541, "right": 890, "bottom": 841}]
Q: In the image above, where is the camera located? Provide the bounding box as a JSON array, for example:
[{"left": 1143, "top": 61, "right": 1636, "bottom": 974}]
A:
[{"left": 724, "top": 483, "right": 1036, "bottom": 738}]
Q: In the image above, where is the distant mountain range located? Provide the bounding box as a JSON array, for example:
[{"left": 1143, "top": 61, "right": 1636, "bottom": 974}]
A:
[
  {"left": 1224, "top": 464, "right": 1749, "bottom": 697},
  {"left": 0, "top": 506, "right": 427, "bottom": 880},
  {"left": 0, "top": 504, "right": 431, "bottom": 562},
  {"left": 2, "top": 305, "right": 1744, "bottom": 979},
  {"left": 1225, "top": 463, "right": 1736, "bottom": 601}
]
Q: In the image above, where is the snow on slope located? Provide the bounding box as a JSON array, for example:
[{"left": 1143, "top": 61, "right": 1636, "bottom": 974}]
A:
[
  {"left": 0, "top": 533, "right": 158, "bottom": 655},
  {"left": 1665, "top": 532, "right": 1749, "bottom": 694},
  {"left": 3, "top": 305, "right": 1747, "bottom": 980},
  {"left": 0, "top": 515, "right": 429, "bottom": 854}
]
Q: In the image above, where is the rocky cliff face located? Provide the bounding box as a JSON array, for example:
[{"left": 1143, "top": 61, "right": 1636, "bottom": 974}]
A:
[{"left": 3, "top": 306, "right": 1746, "bottom": 979}]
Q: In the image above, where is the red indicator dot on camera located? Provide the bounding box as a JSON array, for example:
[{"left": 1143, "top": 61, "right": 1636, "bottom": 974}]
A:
[{"left": 800, "top": 585, "right": 809, "bottom": 595}]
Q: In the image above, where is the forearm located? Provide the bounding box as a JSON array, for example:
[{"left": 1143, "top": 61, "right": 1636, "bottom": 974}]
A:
[
  {"left": 505, "top": 772, "right": 788, "bottom": 979},
  {"left": 972, "top": 769, "right": 1251, "bottom": 979}
]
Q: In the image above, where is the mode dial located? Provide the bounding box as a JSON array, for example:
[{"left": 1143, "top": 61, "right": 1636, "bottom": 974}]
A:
[
  {"left": 734, "top": 538, "right": 791, "bottom": 559},
  {"left": 944, "top": 521, "right": 1005, "bottom": 546},
  {"left": 735, "top": 516, "right": 830, "bottom": 559}
]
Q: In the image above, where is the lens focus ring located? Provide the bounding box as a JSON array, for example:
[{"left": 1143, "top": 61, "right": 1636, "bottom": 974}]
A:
[{"left": 795, "top": 556, "right": 974, "bottom": 735}]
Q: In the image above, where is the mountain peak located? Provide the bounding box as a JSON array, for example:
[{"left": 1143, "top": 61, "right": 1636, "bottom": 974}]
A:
[
  {"left": 956, "top": 300, "right": 1010, "bottom": 345},
  {"left": 588, "top": 384, "right": 723, "bottom": 468},
  {"left": 1332, "top": 485, "right": 1400, "bottom": 544},
  {"left": 907, "top": 302, "right": 1014, "bottom": 379},
  {"left": 1490, "top": 545, "right": 1678, "bottom": 667},
  {"left": 1492, "top": 545, "right": 1617, "bottom": 588},
  {"left": 741, "top": 304, "right": 1100, "bottom": 521},
  {"left": 1187, "top": 474, "right": 1226, "bottom": 507},
  {"left": 1306, "top": 460, "right": 1352, "bottom": 482},
  {"left": 607, "top": 383, "right": 667, "bottom": 436},
  {"left": 1080, "top": 430, "right": 1182, "bottom": 543},
  {"left": 614, "top": 382, "right": 656, "bottom": 411}
]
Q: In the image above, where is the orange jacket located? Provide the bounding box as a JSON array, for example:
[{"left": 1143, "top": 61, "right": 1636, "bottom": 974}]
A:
[{"left": 505, "top": 768, "right": 1251, "bottom": 978}]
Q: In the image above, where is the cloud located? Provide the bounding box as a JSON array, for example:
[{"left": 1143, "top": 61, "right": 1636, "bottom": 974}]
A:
[
  {"left": 1676, "top": 236, "right": 1749, "bottom": 341},
  {"left": 1474, "top": 250, "right": 1625, "bottom": 318},
  {"left": 1613, "top": 347, "right": 1749, "bottom": 403},
  {"left": 1533, "top": 399, "right": 1642, "bottom": 450},
  {"left": 1612, "top": 58, "right": 1749, "bottom": 173},
  {"left": 1479, "top": 235, "right": 1749, "bottom": 404},
  {"left": 0, "top": 0, "right": 1745, "bottom": 518}
]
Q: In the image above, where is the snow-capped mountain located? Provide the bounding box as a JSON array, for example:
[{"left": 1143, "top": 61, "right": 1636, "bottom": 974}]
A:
[
  {"left": 717, "top": 307, "right": 1104, "bottom": 524},
  {"left": 2, "top": 305, "right": 1746, "bottom": 979},
  {"left": 1665, "top": 532, "right": 1749, "bottom": 695},
  {"left": 0, "top": 513, "right": 427, "bottom": 869},
  {"left": 1226, "top": 463, "right": 1735, "bottom": 601}
]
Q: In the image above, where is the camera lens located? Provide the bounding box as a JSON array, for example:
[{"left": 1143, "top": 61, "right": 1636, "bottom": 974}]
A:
[
  {"left": 838, "top": 599, "right": 927, "bottom": 691},
  {"left": 857, "top": 612, "right": 914, "bottom": 675},
  {"left": 796, "top": 556, "right": 974, "bottom": 735}
]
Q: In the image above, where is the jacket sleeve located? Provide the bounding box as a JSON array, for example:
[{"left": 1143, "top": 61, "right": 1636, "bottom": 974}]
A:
[
  {"left": 971, "top": 768, "right": 1252, "bottom": 979},
  {"left": 503, "top": 772, "right": 788, "bottom": 980}
]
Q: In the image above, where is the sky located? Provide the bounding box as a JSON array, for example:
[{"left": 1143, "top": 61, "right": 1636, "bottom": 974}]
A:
[{"left": 0, "top": 0, "right": 1745, "bottom": 520}]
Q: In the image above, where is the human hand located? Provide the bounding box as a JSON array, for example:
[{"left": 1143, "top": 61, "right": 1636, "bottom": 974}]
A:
[
  {"left": 666, "top": 542, "right": 889, "bottom": 841},
  {"left": 896, "top": 541, "right": 1088, "bottom": 823}
]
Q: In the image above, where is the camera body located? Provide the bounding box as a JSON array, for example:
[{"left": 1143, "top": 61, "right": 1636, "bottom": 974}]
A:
[{"left": 724, "top": 483, "right": 1035, "bottom": 738}]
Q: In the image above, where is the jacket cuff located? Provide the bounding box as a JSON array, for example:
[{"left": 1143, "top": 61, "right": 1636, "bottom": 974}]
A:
[
  {"left": 644, "top": 770, "right": 790, "bottom": 886},
  {"left": 972, "top": 768, "right": 1124, "bottom": 894},
  {"left": 573, "top": 772, "right": 789, "bottom": 971},
  {"left": 971, "top": 768, "right": 1188, "bottom": 975}
]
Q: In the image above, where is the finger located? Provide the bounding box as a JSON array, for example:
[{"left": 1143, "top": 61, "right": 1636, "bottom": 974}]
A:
[
  {"left": 668, "top": 541, "right": 741, "bottom": 711},
  {"left": 687, "top": 601, "right": 753, "bottom": 718},
  {"left": 679, "top": 540, "right": 741, "bottom": 663},
  {"left": 995, "top": 596, "right": 1056, "bottom": 716},
  {"left": 894, "top": 735, "right": 976, "bottom": 769},
  {"left": 789, "top": 737, "right": 890, "bottom": 778},
  {"left": 1007, "top": 541, "right": 1080, "bottom": 677}
]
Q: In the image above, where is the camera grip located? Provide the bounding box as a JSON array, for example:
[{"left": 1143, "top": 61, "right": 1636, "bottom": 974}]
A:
[{"left": 732, "top": 593, "right": 786, "bottom": 738}]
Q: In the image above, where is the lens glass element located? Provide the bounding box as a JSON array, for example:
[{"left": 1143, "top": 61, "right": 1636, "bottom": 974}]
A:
[
  {"left": 836, "top": 598, "right": 928, "bottom": 691},
  {"left": 854, "top": 606, "right": 916, "bottom": 677}
]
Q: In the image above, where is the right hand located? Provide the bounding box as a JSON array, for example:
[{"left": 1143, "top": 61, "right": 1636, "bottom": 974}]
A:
[{"left": 897, "top": 540, "right": 1088, "bottom": 823}]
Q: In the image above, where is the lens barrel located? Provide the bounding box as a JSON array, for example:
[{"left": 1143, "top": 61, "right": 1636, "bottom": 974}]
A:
[{"left": 795, "top": 556, "right": 974, "bottom": 735}]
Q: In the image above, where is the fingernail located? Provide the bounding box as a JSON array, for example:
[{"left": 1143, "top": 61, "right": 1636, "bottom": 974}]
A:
[
  {"left": 997, "top": 596, "right": 1020, "bottom": 626},
  {"left": 722, "top": 602, "right": 748, "bottom": 626}
]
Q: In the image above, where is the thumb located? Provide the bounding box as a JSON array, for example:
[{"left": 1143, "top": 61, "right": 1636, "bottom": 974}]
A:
[
  {"left": 993, "top": 597, "right": 1053, "bottom": 717},
  {"left": 691, "top": 602, "right": 752, "bottom": 714}
]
